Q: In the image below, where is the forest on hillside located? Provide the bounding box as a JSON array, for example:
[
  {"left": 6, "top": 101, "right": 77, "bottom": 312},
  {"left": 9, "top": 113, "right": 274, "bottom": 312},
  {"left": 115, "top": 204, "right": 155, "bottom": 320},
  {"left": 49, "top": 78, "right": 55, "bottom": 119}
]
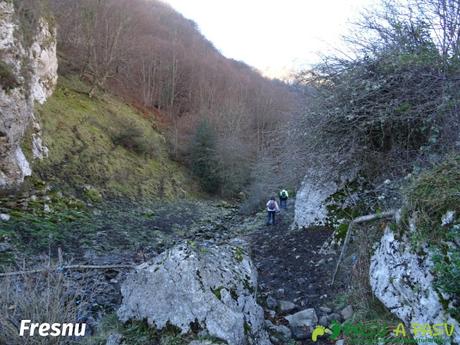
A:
[{"left": 42, "top": 0, "right": 298, "bottom": 199}]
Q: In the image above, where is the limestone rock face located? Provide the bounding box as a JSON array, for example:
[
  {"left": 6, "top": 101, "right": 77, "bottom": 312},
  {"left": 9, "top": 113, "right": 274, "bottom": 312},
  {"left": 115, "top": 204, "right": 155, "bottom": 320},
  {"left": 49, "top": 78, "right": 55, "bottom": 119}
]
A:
[
  {"left": 0, "top": 2, "right": 57, "bottom": 189},
  {"left": 294, "top": 166, "right": 357, "bottom": 228},
  {"left": 370, "top": 227, "right": 460, "bottom": 345},
  {"left": 117, "top": 242, "right": 271, "bottom": 345},
  {"left": 294, "top": 175, "right": 337, "bottom": 228}
]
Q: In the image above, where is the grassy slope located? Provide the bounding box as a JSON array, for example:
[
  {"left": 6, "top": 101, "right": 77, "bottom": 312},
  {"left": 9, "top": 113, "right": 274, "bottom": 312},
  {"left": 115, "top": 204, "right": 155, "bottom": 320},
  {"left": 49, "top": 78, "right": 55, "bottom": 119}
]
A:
[{"left": 27, "top": 76, "right": 190, "bottom": 199}]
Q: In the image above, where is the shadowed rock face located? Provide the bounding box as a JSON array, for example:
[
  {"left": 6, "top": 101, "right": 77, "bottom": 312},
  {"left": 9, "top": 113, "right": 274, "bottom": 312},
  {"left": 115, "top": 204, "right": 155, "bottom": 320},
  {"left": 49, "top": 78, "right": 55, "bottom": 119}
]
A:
[
  {"left": 117, "top": 241, "right": 271, "bottom": 345},
  {"left": 0, "top": 2, "right": 57, "bottom": 190},
  {"left": 370, "top": 227, "right": 460, "bottom": 345}
]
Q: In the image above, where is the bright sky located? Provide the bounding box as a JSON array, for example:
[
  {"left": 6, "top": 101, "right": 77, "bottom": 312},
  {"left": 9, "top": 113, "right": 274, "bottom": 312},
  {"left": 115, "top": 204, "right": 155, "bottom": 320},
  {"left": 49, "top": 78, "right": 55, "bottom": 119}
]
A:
[{"left": 164, "top": 0, "right": 378, "bottom": 78}]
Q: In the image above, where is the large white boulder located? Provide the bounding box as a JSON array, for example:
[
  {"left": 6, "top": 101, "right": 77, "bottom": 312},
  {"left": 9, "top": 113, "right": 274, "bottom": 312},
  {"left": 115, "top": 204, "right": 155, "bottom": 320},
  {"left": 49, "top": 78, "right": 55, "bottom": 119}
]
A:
[
  {"left": 117, "top": 242, "right": 271, "bottom": 345},
  {"left": 294, "top": 165, "right": 358, "bottom": 228},
  {"left": 370, "top": 227, "right": 460, "bottom": 345}
]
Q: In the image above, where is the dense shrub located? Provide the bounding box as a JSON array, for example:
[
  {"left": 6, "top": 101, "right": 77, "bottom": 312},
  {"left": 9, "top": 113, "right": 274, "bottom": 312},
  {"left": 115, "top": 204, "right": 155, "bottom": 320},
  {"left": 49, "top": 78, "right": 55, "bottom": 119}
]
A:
[
  {"left": 111, "top": 121, "right": 158, "bottom": 158},
  {"left": 289, "top": 1, "right": 460, "bottom": 185},
  {"left": 404, "top": 155, "right": 460, "bottom": 243},
  {"left": 0, "top": 61, "right": 19, "bottom": 91}
]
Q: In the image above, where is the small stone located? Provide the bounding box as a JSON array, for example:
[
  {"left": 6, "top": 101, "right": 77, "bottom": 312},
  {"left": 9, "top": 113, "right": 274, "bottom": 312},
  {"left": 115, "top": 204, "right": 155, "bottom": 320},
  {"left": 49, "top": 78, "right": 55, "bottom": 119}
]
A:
[
  {"left": 336, "top": 339, "right": 345, "bottom": 345},
  {"left": 267, "top": 309, "right": 276, "bottom": 318},
  {"left": 441, "top": 210, "right": 456, "bottom": 226},
  {"left": 266, "top": 296, "right": 277, "bottom": 309},
  {"left": 0, "top": 243, "right": 12, "bottom": 252},
  {"left": 340, "top": 305, "right": 353, "bottom": 320},
  {"left": 315, "top": 259, "right": 326, "bottom": 267},
  {"left": 43, "top": 204, "right": 51, "bottom": 213},
  {"left": 278, "top": 300, "right": 297, "bottom": 313},
  {"left": 290, "top": 326, "right": 309, "bottom": 340},
  {"left": 319, "top": 306, "right": 332, "bottom": 314},
  {"left": 272, "top": 324, "right": 292, "bottom": 339},
  {"left": 319, "top": 315, "right": 329, "bottom": 326},
  {"left": 106, "top": 333, "right": 123, "bottom": 345},
  {"left": 285, "top": 308, "right": 318, "bottom": 328},
  {"left": 328, "top": 313, "right": 342, "bottom": 322},
  {"left": 0, "top": 213, "right": 10, "bottom": 221}
]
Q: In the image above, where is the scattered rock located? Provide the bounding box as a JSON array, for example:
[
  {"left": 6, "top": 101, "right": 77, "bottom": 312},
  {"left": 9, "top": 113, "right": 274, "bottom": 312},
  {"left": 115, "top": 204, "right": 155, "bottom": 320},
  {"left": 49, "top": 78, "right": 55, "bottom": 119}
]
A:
[
  {"left": 315, "top": 258, "right": 326, "bottom": 267},
  {"left": 266, "top": 296, "right": 277, "bottom": 310},
  {"left": 0, "top": 243, "right": 12, "bottom": 253},
  {"left": 340, "top": 305, "right": 353, "bottom": 320},
  {"left": 290, "top": 326, "right": 309, "bottom": 340},
  {"left": 328, "top": 313, "right": 342, "bottom": 323},
  {"left": 319, "top": 315, "right": 329, "bottom": 326},
  {"left": 0, "top": 213, "right": 10, "bottom": 221},
  {"left": 285, "top": 308, "right": 318, "bottom": 328},
  {"left": 278, "top": 300, "right": 297, "bottom": 313},
  {"left": 106, "top": 333, "right": 123, "bottom": 345},
  {"left": 189, "top": 341, "right": 220, "bottom": 345},
  {"left": 265, "top": 321, "right": 292, "bottom": 340},
  {"left": 441, "top": 210, "right": 456, "bottom": 226},
  {"left": 276, "top": 288, "right": 285, "bottom": 298},
  {"left": 117, "top": 242, "right": 271, "bottom": 345},
  {"left": 319, "top": 306, "right": 332, "bottom": 314},
  {"left": 336, "top": 339, "right": 345, "bottom": 345}
]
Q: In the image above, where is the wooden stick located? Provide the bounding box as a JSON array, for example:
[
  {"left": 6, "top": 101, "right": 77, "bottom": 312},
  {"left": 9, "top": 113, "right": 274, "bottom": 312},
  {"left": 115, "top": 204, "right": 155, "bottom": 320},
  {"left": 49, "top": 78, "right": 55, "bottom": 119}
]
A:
[
  {"left": 0, "top": 264, "right": 134, "bottom": 278},
  {"left": 330, "top": 210, "right": 396, "bottom": 286}
]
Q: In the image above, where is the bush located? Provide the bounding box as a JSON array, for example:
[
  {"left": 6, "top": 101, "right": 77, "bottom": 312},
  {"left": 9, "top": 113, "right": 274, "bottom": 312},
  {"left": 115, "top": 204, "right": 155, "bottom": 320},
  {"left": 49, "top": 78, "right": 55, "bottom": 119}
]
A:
[
  {"left": 0, "top": 61, "right": 19, "bottom": 91},
  {"left": 111, "top": 121, "right": 158, "bottom": 158},
  {"left": 404, "top": 155, "right": 460, "bottom": 244}
]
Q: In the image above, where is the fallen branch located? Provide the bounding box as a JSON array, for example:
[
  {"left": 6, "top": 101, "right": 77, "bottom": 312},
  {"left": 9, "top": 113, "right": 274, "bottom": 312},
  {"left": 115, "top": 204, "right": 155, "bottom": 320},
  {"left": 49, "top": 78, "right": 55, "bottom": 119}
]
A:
[
  {"left": 330, "top": 210, "right": 397, "bottom": 286},
  {"left": 0, "top": 264, "right": 134, "bottom": 278}
]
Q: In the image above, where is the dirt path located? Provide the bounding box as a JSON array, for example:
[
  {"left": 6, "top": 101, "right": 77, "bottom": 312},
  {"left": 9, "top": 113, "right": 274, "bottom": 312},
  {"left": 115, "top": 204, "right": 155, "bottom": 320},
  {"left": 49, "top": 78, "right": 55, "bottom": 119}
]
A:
[{"left": 245, "top": 201, "right": 345, "bottom": 344}]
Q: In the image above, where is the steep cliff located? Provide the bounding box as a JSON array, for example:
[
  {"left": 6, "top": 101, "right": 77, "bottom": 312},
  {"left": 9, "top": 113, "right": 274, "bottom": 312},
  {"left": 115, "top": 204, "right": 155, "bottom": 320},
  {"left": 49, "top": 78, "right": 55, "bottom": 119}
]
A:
[{"left": 0, "top": 1, "right": 57, "bottom": 190}]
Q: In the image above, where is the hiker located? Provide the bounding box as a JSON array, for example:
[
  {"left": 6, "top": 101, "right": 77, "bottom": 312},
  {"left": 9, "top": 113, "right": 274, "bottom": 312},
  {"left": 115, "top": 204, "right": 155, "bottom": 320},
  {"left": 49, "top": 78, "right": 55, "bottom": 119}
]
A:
[
  {"left": 266, "top": 196, "right": 280, "bottom": 225},
  {"left": 279, "top": 189, "right": 289, "bottom": 209}
]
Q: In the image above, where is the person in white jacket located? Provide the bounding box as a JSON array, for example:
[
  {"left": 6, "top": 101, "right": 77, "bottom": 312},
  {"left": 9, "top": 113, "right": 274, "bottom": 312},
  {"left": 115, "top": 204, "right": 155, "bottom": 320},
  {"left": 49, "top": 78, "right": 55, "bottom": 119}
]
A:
[{"left": 266, "top": 196, "right": 280, "bottom": 225}]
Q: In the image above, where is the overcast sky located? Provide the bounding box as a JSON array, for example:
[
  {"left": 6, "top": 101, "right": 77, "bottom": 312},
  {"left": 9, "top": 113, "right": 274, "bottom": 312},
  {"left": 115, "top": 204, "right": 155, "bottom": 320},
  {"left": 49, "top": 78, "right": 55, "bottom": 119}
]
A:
[{"left": 164, "top": 0, "right": 378, "bottom": 78}]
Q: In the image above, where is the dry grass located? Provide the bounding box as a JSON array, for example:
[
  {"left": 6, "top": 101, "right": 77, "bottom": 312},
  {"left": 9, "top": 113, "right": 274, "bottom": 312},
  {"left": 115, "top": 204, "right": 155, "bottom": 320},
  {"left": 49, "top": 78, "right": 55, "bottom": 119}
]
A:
[{"left": 0, "top": 266, "right": 86, "bottom": 345}]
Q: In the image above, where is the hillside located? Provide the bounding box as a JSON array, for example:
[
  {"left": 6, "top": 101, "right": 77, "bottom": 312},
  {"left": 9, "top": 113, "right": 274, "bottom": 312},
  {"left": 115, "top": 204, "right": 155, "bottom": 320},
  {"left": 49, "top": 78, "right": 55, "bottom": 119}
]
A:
[{"left": 28, "top": 76, "right": 190, "bottom": 199}]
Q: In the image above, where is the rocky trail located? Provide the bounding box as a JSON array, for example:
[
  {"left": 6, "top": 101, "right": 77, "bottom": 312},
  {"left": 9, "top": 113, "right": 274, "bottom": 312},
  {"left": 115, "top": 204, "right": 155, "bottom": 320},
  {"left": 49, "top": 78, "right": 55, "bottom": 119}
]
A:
[
  {"left": 245, "top": 201, "right": 348, "bottom": 344},
  {"left": 1, "top": 197, "right": 352, "bottom": 344},
  {"left": 69, "top": 198, "right": 351, "bottom": 344}
]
